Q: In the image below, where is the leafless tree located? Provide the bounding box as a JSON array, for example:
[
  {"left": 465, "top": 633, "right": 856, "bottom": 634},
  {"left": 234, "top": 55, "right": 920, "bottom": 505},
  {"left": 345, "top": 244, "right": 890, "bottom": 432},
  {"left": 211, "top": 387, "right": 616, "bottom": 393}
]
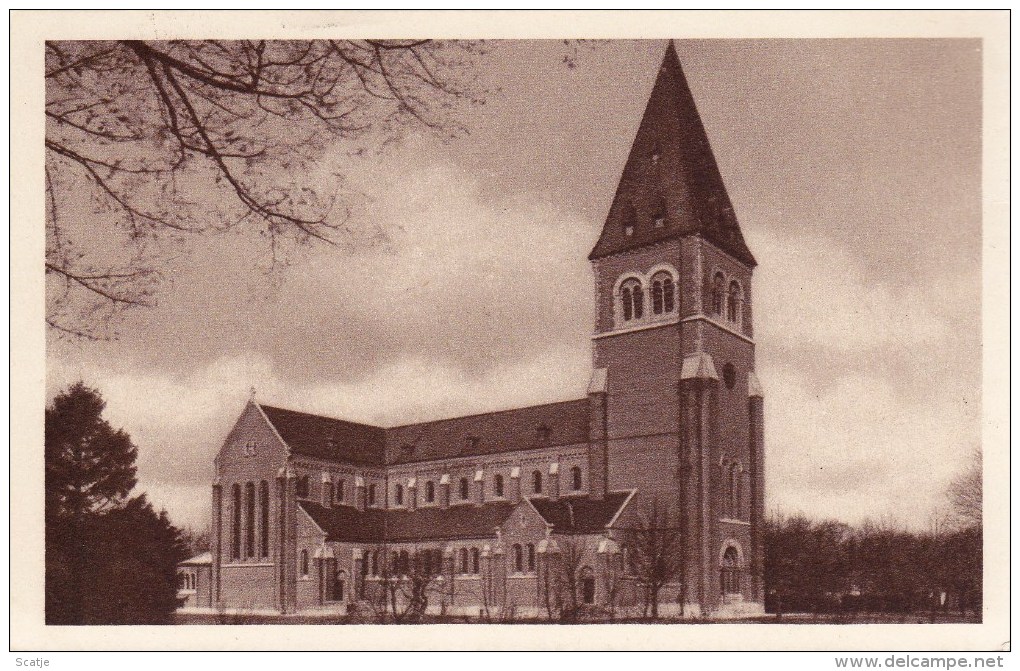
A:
[
  {"left": 366, "top": 545, "right": 442, "bottom": 623},
  {"left": 948, "top": 447, "right": 981, "bottom": 529},
  {"left": 45, "top": 39, "right": 485, "bottom": 338},
  {"left": 536, "top": 536, "right": 588, "bottom": 622},
  {"left": 621, "top": 499, "right": 684, "bottom": 619}
]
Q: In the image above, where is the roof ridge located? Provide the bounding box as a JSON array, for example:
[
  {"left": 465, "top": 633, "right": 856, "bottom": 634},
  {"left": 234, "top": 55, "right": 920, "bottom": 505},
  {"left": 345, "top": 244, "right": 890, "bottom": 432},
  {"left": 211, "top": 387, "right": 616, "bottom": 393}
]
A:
[
  {"left": 384, "top": 397, "right": 589, "bottom": 431},
  {"left": 259, "top": 403, "right": 386, "bottom": 432}
]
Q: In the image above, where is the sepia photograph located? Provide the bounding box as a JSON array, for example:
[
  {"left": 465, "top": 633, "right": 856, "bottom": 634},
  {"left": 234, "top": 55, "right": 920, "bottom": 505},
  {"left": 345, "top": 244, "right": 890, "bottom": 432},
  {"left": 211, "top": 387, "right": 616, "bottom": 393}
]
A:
[{"left": 11, "top": 9, "right": 1009, "bottom": 655}]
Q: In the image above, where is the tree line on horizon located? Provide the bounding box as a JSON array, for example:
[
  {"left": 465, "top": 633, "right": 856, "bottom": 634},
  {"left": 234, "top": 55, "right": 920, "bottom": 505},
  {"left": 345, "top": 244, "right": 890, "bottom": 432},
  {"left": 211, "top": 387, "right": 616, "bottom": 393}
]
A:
[{"left": 45, "top": 381, "right": 981, "bottom": 624}]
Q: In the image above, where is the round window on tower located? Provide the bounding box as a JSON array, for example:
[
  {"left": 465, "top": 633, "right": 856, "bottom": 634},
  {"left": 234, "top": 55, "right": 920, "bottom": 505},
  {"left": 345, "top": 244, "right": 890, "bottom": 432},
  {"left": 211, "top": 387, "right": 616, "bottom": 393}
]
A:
[{"left": 723, "top": 363, "right": 737, "bottom": 390}]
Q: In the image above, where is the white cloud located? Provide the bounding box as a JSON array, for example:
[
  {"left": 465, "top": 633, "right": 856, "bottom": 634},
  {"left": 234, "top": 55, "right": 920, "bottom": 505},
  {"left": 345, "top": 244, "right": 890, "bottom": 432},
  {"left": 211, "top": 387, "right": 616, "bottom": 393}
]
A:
[
  {"left": 752, "top": 230, "right": 953, "bottom": 353},
  {"left": 761, "top": 362, "right": 978, "bottom": 528}
]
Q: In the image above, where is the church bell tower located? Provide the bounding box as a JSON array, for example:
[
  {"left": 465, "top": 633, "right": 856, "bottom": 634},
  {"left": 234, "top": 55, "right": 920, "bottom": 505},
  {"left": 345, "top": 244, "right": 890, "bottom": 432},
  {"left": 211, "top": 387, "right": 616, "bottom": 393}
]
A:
[{"left": 588, "top": 41, "right": 765, "bottom": 615}]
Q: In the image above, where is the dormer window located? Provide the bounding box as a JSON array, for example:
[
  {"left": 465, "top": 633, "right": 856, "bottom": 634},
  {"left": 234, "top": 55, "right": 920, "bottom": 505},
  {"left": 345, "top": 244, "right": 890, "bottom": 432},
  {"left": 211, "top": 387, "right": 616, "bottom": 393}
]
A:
[
  {"left": 654, "top": 198, "right": 667, "bottom": 228},
  {"left": 464, "top": 435, "right": 480, "bottom": 452},
  {"left": 536, "top": 424, "right": 551, "bottom": 444},
  {"left": 621, "top": 202, "right": 636, "bottom": 237}
]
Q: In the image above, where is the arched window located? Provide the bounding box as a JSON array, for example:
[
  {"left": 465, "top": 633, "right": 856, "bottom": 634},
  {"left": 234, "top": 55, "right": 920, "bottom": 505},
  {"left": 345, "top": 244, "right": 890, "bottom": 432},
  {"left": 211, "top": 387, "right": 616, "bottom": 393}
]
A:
[
  {"left": 231, "top": 484, "right": 241, "bottom": 560},
  {"left": 651, "top": 271, "right": 675, "bottom": 315},
  {"left": 460, "top": 547, "right": 469, "bottom": 574},
  {"left": 513, "top": 544, "right": 523, "bottom": 572},
  {"left": 425, "top": 480, "right": 435, "bottom": 503},
  {"left": 727, "top": 280, "right": 742, "bottom": 322},
  {"left": 494, "top": 474, "right": 504, "bottom": 497},
  {"left": 571, "top": 466, "right": 583, "bottom": 491},
  {"left": 395, "top": 484, "right": 404, "bottom": 506},
  {"left": 459, "top": 477, "right": 470, "bottom": 500},
  {"left": 300, "top": 549, "right": 309, "bottom": 577},
  {"left": 712, "top": 272, "right": 725, "bottom": 315},
  {"left": 620, "top": 278, "right": 644, "bottom": 321},
  {"left": 532, "top": 470, "right": 543, "bottom": 495},
  {"left": 259, "top": 480, "right": 269, "bottom": 558},
  {"left": 368, "top": 483, "right": 376, "bottom": 505},
  {"left": 471, "top": 547, "right": 480, "bottom": 574},
  {"left": 527, "top": 543, "right": 536, "bottom": 572},
  {"left": 324, "top": 481, "right": 334, "bottom": 506},
  {"left": 244, "top": 482, "right": 255, "bottom": 558},
  {"left": 337, "top": 479, "right": 345, "bottom": 502},
  {"left": 721, "top": 546, "right": 740, "bottom": 594}
]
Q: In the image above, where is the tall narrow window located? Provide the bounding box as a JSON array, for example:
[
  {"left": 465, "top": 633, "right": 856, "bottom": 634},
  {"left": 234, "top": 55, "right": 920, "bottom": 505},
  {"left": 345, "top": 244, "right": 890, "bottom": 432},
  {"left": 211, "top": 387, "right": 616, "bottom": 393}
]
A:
[
  {"left": 712, "top": 272, "right": 726, "bottom": 315},
  {"left": 513, "top": 544, "right": 523, "bottom": 572},
  {"left": 727, "top": 280, "right": 742, "bottom": 322},
  {"left": 532, "top": 470, "right": 543, "bottom": 495},
  {"left": 259, "top": 480, "right": 269, "bottom": 558},
  {"left": 728, "top": 462, "right": 742, "bottom": 518},
  {"left": 527, "top": 543, "right": 536, "bottom": 572},
  {"left": 244, "top": 482, "right": 255, "bottom": 558},
  {"left": 324, "top": 481, "right": 334, "bottom": 506},
  {"left": 425, "top": 480, "right": 435, "bottom": 503},
  {"left": 471, "top": 548, "right": 480, "bottom": 574},
  {"left": 651, "top": 271, "right": 675, "bottom": 315},
  {"left": 400, "top": 550, "right": 410, "bottom": 575},
  {"left": 571, "top": 466, "right": 583, "bottom": 491},
  {"left": 231, "top": 484, "right": 241, "bottom": 560},
  {"left": 337, "top": 479, "right": 345, "bottom": 502},
  {"left": 300, "top": 550, "right": 309, "bottom": 577},
  {"left": 459, "top": 477, "right": 470, "bottom": 500},
  {"left": 620, "top": 278, "right": 643, "bottom": 322},
  {"left": 460, "top": 548, "right": 469, "bottom": 574},
  {"left": 494, "top": 474, "right": 504, "bottom": 497},
  {"left": 368, "top": 483, "right": 376, "bottom": 505},
  {"left": 395, "top": 484, "right": 404, "bottom": 506},
  {"left": 295, "top": 475, "right": 310, "bottom": 498},
  {"left": 663, "top": 276, "right": 675, "bottom": 313},
  {"left": 371, "top": 550, "right": 379, "bottom": 576}
]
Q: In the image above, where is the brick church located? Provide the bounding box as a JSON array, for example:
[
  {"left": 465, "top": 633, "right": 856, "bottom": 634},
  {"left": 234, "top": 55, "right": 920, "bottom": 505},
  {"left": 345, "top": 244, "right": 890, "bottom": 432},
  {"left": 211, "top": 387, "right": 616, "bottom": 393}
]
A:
[{"left": 178, "top": 42, "right": 766, "bottom": 619}]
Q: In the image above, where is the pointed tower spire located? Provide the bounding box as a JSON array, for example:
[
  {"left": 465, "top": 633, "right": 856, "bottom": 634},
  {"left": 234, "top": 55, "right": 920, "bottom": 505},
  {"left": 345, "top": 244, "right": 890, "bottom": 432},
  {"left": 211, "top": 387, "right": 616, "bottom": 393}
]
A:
[{"left": 589, "top": 41, "right": 755, "bottom": 266}]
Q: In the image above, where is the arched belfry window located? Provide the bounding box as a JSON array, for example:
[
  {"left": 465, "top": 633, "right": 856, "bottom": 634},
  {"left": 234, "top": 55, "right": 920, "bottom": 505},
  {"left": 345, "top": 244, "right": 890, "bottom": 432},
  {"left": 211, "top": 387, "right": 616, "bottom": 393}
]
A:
[
  {"left": 425, "top": 480, "right": 435, "bottom": 503},
  {"left": 727, "top": 280, "right": 742, "bottom": 323},
  {"left": 721, "top": 546, "right": 741, "bottom": 595},
  {"left": 712, "top": 272, "right": 726, "bottom": 315},
  {"left": 532, "top": 470, "right": 543, "bottom": 495},
  {"left": 620, "top": 278, "right": 644, "bottom": 322},
  {"left": 571, "top": 466, "right": 583, "bottom": 491},
  {"left": 395, "top": 483, "right": 404, "bottom": 506},
  {"left": 494, "top": 474, "right": 504, "bottom": 497},
  {"left": 651, "top": 272, "right": 676, "bottom": 315}
]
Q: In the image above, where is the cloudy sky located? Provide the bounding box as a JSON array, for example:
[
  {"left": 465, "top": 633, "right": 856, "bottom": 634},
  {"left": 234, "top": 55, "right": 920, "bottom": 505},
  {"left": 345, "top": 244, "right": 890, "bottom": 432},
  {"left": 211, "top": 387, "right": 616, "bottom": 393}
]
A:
[{"left": 46, "top": 39, "right": 982, "bottom": 532}]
